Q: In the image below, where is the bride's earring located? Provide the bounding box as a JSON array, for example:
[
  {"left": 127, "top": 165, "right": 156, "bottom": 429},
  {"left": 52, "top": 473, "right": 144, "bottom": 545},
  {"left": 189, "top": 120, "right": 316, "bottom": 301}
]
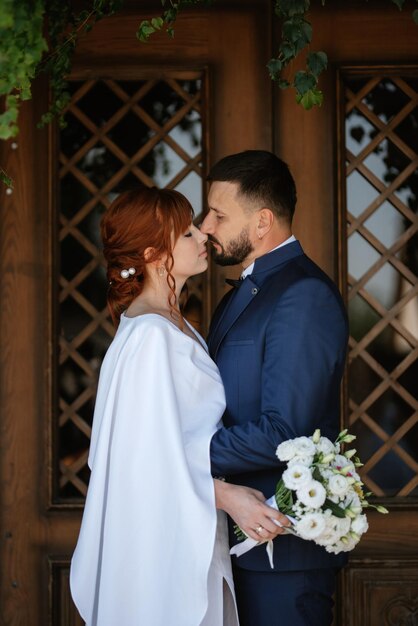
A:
[{"left": 157, "top": 266, "right": 166, "bottom": 277}]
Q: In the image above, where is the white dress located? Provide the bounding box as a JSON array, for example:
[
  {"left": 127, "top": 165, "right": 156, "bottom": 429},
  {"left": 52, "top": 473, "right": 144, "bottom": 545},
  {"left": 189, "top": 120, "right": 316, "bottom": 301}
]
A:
[{"left": 70, "top": 313, "right": 239, "bottom": 626}]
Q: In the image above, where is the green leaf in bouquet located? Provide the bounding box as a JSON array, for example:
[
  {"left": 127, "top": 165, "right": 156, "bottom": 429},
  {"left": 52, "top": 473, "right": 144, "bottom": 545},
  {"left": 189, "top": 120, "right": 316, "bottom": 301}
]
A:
[
  {"left": 275, "top": 478, "right": 294, "bottom": 515},
  {"left": 233, "top": 524, "right": 247, "bottom": 542},
  {"left": 324, "top": 498, "right": 346, "bottom": 518},
  {"left": 312, "top": 466, "right": 323, "bottom": 482}
]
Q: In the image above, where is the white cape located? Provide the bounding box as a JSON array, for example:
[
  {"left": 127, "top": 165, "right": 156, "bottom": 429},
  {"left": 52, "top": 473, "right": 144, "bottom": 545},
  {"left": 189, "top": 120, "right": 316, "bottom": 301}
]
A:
[{"left": 70, "top": 313, "right": 235, "bottom": 626}]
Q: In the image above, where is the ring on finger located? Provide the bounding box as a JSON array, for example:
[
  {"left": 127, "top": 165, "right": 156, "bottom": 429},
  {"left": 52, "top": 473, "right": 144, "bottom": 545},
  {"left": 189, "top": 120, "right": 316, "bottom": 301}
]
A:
[{"left": 256, "top": 525, "right": 264, "bottom": 534}]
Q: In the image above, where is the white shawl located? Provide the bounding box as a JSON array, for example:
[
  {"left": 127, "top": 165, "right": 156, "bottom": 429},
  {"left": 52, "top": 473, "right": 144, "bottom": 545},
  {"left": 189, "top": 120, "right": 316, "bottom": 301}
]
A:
[{"left": 70, "top": 314, "right": 226, "bottom": 626}]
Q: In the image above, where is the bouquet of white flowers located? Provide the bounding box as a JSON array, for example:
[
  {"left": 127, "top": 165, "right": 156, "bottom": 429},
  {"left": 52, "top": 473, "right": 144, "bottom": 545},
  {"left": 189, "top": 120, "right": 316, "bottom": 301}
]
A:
[{"left": 231, "top": 428, "right": 388, "bottom": 566}]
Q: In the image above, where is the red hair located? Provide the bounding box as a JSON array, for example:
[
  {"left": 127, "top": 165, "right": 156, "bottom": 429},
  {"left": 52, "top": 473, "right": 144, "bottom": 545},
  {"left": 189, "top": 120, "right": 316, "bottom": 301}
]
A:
[{"left": 101, "top": 186, "right": 194, "bottom": 326}]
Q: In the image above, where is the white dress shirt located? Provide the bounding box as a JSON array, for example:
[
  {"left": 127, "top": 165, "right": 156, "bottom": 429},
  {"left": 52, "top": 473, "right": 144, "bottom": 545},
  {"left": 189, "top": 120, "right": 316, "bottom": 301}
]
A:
[{"left": 241, "top": 234, "right": 297, "bottom": 279}]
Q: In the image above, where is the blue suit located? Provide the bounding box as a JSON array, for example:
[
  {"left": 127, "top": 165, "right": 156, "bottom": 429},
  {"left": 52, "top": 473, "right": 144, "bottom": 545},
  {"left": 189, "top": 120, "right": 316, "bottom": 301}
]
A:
[{"left": 209, "top": 241, "right": 348, "bottom": 624}]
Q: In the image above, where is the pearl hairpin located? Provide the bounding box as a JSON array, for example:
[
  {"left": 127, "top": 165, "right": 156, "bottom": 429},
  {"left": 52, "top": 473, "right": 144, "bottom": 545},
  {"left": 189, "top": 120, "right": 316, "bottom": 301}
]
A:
[{"left": 120, "top": 267, "right": 136, "bottom": 279}]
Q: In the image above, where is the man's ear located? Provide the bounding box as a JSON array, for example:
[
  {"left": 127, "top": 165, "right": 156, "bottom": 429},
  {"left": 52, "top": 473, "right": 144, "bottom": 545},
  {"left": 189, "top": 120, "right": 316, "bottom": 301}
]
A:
[{"left": 256, "top": 208, "right": 274, "bottom": 238}]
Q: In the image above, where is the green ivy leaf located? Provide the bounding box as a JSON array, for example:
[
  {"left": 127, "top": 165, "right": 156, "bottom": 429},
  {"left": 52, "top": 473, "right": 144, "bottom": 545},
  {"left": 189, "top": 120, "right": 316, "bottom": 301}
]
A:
[
  {"left": 298, "top": 19, "right": 313, "bottom": 46},
  {"left": 413, "top": 9, "right": 418, "bottom": 24},
  {"left": 275, "top": 0, "right": 310, "bottom": 18},
  {"left": 282, "top": 17, "right": 312, "bottom": 56},
  {"left": 391, "top": 0, "right": 405, "bottom": 8},
  {"left": 280, "top": 41, "right": 296, "bottom": 61},
  {"left": 282, "top": 18, "right": 306, "bottom": 44},
  {"left": 136, "top": 21, "right": 156, "bottom": 42},
  {"left": 151, "top": 17, "right": 164, "bottom": 30},
  {"left": 277, "top": 79, "right": 290, "bottom": 89},
  {"left": 0, "top": 168, "right": 13, "bottom": 187},
  {"left": 296, "top": 88, "right": 324, "bottom": 110},
  {"left": 294, "top": 70, "right": 316, "bottom": 95},
  {"left": 164, "top": 8, "right": 178, "bottom": 23},
  {"left": 307, "top": 51, "right": 328, "bottom": 77},
  {"left": 0, "top": 120, "right": 18, "bottom": 139},
  {"left": 267, "top": 58, "right": 283, "bottom": 79},
  {"left": 0, "top": 94, "right": 19, "bottom": 138}
]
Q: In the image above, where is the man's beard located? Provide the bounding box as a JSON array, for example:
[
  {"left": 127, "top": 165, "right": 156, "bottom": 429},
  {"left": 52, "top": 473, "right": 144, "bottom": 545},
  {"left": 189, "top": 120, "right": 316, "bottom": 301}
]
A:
[{"left": 209, "top": 226, "right": 254, "bottom": 266}]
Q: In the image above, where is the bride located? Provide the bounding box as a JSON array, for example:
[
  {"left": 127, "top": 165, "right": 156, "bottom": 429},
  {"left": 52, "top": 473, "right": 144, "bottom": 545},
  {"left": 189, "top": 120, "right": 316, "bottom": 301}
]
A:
[{"left": 70, "top": 185, "right": 244, "bottom": 625}]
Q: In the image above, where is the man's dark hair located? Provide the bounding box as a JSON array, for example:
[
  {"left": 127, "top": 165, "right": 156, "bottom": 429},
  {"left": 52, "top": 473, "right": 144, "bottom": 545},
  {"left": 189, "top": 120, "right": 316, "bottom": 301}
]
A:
[{"left": 207, "top": 150, "right": 297, "bottom": 223}]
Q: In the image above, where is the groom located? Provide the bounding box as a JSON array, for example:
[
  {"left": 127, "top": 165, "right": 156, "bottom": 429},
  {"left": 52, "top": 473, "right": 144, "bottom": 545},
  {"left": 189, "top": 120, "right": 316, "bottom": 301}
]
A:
[{"left": 201, "top": 150, "right": 349, "bottom": 626}]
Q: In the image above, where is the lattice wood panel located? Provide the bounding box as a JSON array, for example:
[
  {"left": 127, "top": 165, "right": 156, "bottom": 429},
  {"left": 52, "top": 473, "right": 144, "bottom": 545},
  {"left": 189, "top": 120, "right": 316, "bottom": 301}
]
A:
[
  {"left": 57, "top": 74, "right": 206, "bottom": 501},
  {"left": 343, "top": 75, "right": 418, "bottom": 498}
]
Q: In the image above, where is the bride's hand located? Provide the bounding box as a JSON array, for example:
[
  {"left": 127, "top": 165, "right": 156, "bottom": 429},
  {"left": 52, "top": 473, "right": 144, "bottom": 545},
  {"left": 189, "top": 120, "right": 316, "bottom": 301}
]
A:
[{"left": 214, "top": 480, "right": 291, "bottom": 542}]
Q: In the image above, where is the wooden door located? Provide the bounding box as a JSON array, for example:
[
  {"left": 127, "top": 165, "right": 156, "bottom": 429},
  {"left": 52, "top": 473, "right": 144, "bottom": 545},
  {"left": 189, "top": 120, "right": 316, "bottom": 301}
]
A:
[
  {"left": 0, "top": 2, "right": 273, "bottom": 624},
  {"left": 275, "top": 3, "right": 418, "bottom": 625}
]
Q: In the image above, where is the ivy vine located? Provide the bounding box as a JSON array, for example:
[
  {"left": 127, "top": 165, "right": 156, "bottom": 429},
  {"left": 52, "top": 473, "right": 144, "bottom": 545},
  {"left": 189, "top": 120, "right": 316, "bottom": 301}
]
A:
[
  {"left": 138, "top": 0, "right": 418, "bottom": 110},
  {"left": 0, "top": 0, "right": 417, "bottom": 186},
  {"left": 0, "top": 0, "right": 123, "bottom": 186}
]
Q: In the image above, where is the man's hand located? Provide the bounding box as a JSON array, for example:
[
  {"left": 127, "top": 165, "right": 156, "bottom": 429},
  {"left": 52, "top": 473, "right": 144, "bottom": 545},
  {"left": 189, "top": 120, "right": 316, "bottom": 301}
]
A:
[{"left": 214, "top": 480, "right": 291, "bottom": 542}]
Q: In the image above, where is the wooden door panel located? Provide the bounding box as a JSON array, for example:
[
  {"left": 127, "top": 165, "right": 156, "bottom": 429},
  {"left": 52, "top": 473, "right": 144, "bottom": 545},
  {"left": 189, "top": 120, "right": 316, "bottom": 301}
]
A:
[
  {"left": 275, "top": 3, "right": 418, "bottom": 279},
  {"left": 275, "top": 5, "right": 418, "bottom": 626},
  {"left": 342, "top": 559, "right": 418, "bottom": 626},
  {"left": 0, "top": 3, "right": 273, "bottom": 624}
]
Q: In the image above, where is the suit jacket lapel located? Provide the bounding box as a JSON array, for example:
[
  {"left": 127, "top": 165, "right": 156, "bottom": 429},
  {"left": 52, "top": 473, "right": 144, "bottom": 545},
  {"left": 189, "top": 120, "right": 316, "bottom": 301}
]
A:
[
  {"left": 209, "top": 276, "right": 260, "bottom": 359},
  {"left": 209, "top": 241, "right": 305, "bottom": 358}
]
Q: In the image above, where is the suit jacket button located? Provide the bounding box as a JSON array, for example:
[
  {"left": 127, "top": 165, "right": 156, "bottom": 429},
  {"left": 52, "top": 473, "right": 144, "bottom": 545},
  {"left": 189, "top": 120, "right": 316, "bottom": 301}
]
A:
[{"left": 251, "top": 287, "right": 258, "bottom": 295}]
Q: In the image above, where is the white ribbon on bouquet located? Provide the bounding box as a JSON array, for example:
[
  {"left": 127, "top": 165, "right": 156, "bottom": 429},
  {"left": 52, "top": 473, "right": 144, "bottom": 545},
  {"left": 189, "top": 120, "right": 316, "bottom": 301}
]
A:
[{"left": 229, "top": 495, "right": 297, "bottom": 569}]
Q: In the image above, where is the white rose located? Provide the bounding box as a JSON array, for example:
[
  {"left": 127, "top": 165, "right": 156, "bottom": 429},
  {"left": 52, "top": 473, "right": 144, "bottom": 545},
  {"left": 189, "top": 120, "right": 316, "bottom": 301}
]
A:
[
  {"left": 276, "top": 440, "right": 297, "bottom": 462},
  {"left": 317, "top": 437, "right": 335, "bottom": 456},
  {"left": 333, "top": 455, "right": 355, "bottom": 475},
  {"left": 328, "top": 474, "right": 350, "bottom": 498},
  {"left": 319, "top": 468, "right": 334, "bottom": 480},
  {"left": 325, "top": 534, "right": 358, "bottom": 554},
  {"left": 288, "top": 455, "right": 314, "bottom": 467},
  {"left": 315, "top": 528, "right": 340, "bottom": 547},
  {"left": 351, "top": 514, "right": 369, "bottom": 535},
  {"left": 325, "top": 540, "right": 344, "bottom": 554},
  {"left": 315, "top": 513, "right": 350, "bottom": 546},
  {"left": 335, "top": 516, "right": 351, "bottom": 536},
  {"left": 293, "top": 436, "right": 316, "bottom": 458},
  {"left": 296, "top": 480, "right": 327, "bottom": 509},
  {"left": 295, "top": 513, "right": 326, "bottom": 540},
  {"left": 344, "top": 492, "right": 362, "bottom": 510},
  {"left": 326, "top": 494, "right": 340, "bottom": 504},
  {"left": 282, "top": 464, "right": 313, "bottom": 490}
]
